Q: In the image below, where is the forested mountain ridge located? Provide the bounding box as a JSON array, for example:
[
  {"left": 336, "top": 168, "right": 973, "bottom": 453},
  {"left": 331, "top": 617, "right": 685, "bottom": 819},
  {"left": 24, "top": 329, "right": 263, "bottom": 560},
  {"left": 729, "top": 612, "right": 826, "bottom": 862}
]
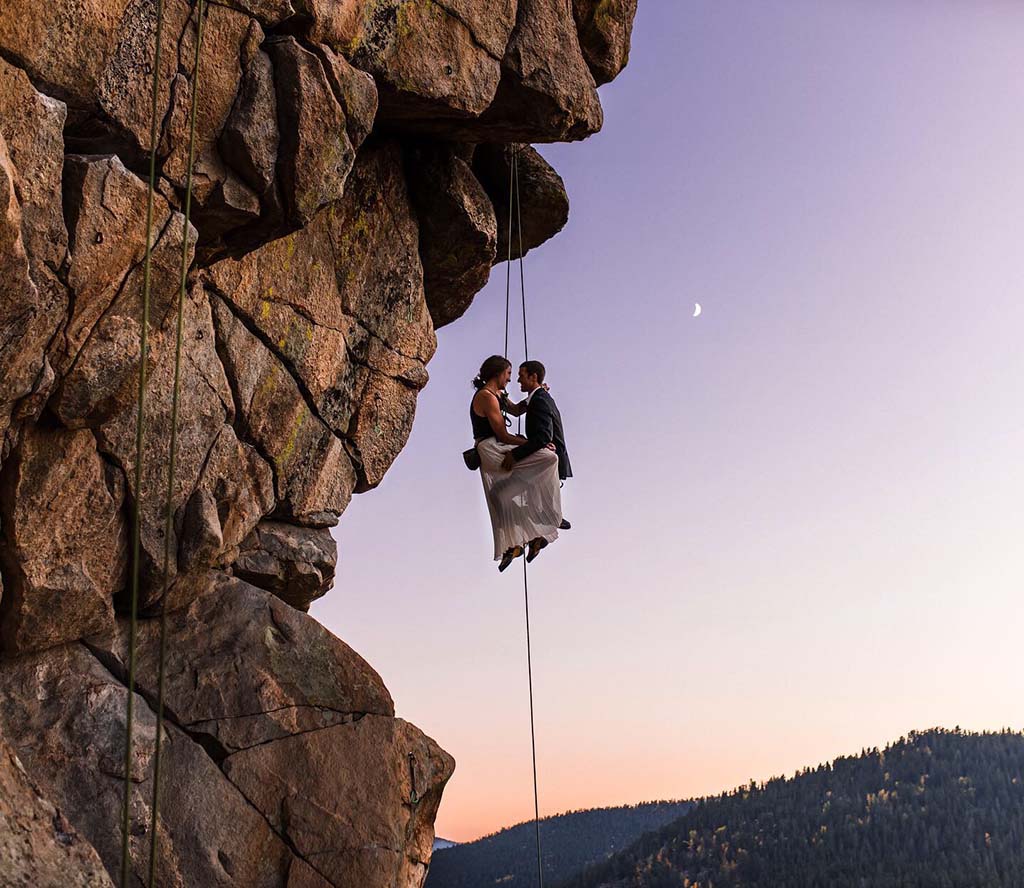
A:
[
  {"left": 426, "top": 801, "right": 691, "bottom": 888},
  {"left": 560, "top": 728, "right": 1024, "bottom": 888}
]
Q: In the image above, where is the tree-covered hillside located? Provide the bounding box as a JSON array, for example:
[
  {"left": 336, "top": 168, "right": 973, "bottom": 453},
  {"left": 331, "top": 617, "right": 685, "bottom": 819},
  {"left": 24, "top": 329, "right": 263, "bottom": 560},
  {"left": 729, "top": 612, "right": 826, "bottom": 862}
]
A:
[
  {"left": 426, "top": 801, "right": 691, "bottom": 888},
  {"left": 561, "top": 728, "right": 1024, "bottom": 888}
]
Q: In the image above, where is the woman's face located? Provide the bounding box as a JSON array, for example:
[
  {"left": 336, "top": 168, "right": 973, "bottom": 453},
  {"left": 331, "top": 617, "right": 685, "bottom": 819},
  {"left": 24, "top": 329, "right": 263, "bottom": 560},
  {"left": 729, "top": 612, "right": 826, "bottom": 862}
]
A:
[{"left": 499, "top": 365, "right": 512, "bottom": 388}]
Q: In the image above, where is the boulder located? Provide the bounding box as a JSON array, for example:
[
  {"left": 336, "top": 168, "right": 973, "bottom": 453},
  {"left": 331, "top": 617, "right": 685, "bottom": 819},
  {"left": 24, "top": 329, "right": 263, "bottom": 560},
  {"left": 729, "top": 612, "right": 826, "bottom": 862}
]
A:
[
  {"left": 96, "top": 0, "right": 194, "bottom": 154},
  {"left": 215, "top": 0, "right": 296, "bottom": 29},
  {"left": 204, "top": 217, "right": 359, "bottom": 437},
  {"left": 0, "top": 733, "right": 114, "bottom": 888},
  {"left": 88, "top": 574, "right": 393, "bottom": 754},
  {"left": 223, "top": 715, "right": 455, "bottom": 887},
  {"left": 331, "top": 142, "right": 436, "bottom": 365},
  {"left": 0, "top": 0, "right": 135, "bottom": 108},
  {"left": 476, "top": 0, "right": 603, "bottom": 142},
  {"left": 572, "top": 0, "right": 637, "bottom": 85},
  {"left": 0, "top": 643, "right": 295, "bottom": 886},
  {"left": 0, "top": 60, "right": 69, "bottom": 454},
  {"left": 405, "top": 142, "right": 497, "bottom": 328},
  {"left": 308, "top": 0, "right": 513, "bottom": 126},
  {"left": 266, "top": 36, "right": 374, "bottom": 227},
  {"left": 206, "top": 141, "right": 433, "bottom": 493},
  {"left": 0, "top": 59, "right": 68, "bottom": 273},
  {"left": 173, "top": 423, "right": 276, "bottom": 577},
  {"left": 220, "top": 44, "right": 280, "bottom": 200},
  {"left": 473, "top": 143, "right": 569, "bottom": 261},
  {"left": 95, "top": 282, "right": 241, "bottom": 605},
  {"left": 349, "top": 367, "right": 423, "bottom": 492},
  {"left": 233, "top": 520, "right": 337, "bottom": 610},
  {"left": 0, "top": 426, "right": 126, "bottom": 656},
  {"left": 0, "top": 138, "right": 39, "bottom": 452},
  {"left": 210, "top": 294, "right": 357, "bottom": 527},
  {"left": 159, "top": 6, "right": 257, "bottom": 191},
  {"left": 309, "top": 43, "right": 379, "bottom": 148},
  {"left": 56, "top": 154, "right": 196, "bottom": 427}
]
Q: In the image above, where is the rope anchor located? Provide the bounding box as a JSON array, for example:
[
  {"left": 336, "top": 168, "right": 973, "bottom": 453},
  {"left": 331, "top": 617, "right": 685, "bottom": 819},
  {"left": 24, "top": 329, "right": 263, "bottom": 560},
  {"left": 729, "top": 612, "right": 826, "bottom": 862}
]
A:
[{"left": 408, "top": 752, "right": 419, "bottom": 805}]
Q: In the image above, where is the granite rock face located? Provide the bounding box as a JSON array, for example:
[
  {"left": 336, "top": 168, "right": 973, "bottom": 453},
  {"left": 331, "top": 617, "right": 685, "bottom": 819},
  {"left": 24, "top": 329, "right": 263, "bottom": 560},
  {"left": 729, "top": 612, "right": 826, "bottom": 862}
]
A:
[
  {"left": 0, "top": 734, "right": 114, "bottom": 888},
  {"left": 0, "top": 0, "right": 635, "bottom": 883},
  {"left": 0, "top": 425, "right": 127, "bottom": 655},
  {"left": 573, "top": 0, "right": 638, "bottom": 85},
  {"left": 234, "top": 520, "right": 337, "bottom": 611},
  {"left": 405, "top": 141, "right": 498, "bottom": 328},
  {"left": 474, "top": 142, "right": 570, "bottom": 262}
]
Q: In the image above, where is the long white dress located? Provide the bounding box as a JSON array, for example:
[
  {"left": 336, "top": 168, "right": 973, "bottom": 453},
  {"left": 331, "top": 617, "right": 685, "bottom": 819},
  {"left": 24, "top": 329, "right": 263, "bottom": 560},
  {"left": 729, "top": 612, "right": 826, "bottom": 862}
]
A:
[{"left": 476, "top": 436, "right": 562, "bottom": 560}]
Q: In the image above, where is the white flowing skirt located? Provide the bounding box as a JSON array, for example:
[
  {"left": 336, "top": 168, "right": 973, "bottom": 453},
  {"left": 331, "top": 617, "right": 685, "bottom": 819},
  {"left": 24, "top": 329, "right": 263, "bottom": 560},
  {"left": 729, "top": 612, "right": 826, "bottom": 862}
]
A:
[{"left": 477, "top": 438, "right": 562, "bottom": 560}]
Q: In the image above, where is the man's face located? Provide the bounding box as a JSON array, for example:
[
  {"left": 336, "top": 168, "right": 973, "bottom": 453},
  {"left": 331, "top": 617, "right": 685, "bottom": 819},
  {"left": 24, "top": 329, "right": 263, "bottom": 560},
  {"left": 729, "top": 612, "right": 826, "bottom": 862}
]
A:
[{"left": 518, "top": 367, "right": 538, "bottom": 392}]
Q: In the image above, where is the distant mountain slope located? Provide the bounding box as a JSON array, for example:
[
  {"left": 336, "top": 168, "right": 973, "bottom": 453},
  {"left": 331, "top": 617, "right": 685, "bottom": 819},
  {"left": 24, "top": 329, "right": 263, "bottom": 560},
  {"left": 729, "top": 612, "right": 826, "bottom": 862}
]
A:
[
  {"left": 426, "top": 802, "right": 691, "bottom": 888},
  {"left": 561, "top": 728, "right": 1024, "bottom": 888}
]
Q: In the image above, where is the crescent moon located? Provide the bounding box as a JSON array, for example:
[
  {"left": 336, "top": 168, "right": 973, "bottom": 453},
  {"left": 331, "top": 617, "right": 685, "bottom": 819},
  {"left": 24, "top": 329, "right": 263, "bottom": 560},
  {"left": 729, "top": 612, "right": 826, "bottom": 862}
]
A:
[{"left": 693, "top": 303, "right": 702, "bottom": 317}]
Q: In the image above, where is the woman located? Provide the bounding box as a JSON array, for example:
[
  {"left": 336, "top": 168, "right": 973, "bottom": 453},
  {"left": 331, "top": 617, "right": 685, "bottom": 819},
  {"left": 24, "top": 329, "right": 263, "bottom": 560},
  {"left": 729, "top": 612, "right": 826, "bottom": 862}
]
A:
[{"left": 470, "top": 355, "right": 562, "bottom": 571}]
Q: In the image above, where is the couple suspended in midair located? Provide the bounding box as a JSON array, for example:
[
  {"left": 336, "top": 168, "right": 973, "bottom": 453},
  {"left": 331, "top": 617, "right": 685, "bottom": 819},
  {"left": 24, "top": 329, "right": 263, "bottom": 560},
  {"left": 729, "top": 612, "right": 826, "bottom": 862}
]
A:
[{"left": 470, "top": 355, "right": 572, "bottom": 572}]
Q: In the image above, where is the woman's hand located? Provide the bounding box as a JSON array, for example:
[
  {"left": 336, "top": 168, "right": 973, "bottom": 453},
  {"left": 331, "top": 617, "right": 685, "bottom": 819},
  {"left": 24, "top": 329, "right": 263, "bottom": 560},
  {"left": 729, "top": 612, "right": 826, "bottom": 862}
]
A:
[{"left": 501, "top": 453, "right": 516, "bottom": 471}]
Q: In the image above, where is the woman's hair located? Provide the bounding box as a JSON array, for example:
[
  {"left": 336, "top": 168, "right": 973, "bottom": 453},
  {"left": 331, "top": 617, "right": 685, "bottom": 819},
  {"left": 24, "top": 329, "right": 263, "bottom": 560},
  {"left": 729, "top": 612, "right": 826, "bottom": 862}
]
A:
[{"left": 472, "top": 355, "right": 511, "bottom": 390}]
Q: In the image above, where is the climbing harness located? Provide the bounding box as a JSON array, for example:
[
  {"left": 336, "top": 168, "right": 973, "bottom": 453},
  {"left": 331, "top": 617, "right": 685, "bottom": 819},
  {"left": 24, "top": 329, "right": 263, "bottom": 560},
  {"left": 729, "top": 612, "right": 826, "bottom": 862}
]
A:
[
  {"left": 503, "top": 147, "right": 545, "bottom": 888},
  {"left": 120, "top": 1, "right": 207, "bottom": 885}
]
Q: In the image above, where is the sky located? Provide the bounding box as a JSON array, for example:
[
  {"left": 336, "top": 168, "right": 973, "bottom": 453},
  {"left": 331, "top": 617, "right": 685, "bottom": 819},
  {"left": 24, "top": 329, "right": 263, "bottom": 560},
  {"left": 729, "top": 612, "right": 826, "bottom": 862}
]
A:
[{"left": 313, "top": 1, "right": 1024, "bottom": 843}]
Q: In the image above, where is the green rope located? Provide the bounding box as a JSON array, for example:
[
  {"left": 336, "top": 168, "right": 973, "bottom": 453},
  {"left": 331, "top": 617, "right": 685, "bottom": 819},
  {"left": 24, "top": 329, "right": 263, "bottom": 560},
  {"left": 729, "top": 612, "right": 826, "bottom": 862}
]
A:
[
  {"left": 121, "top": 0, "right": 165, "bottom": 882},
  {"left": 147, "top": 1, "right": 207, "bottom": 883}
]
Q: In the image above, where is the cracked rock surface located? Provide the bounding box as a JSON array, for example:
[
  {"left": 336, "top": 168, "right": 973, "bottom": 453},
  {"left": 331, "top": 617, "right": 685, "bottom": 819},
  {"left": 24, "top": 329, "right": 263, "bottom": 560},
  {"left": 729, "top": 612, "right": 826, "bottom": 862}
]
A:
[{"left": 0, "top": 0, "right": 635, "bottom": 883}]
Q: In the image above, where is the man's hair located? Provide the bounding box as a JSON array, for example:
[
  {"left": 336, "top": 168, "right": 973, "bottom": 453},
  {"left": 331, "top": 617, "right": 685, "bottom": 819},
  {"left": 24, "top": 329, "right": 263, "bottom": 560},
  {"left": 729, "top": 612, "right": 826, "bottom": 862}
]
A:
[{"left": 519, "top": 360, "right": 546, "bottom": 383}]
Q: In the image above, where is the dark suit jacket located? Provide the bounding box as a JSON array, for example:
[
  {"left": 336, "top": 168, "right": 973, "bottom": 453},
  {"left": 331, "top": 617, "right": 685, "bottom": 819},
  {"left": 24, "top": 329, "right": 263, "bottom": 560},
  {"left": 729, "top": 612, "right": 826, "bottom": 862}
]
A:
[{"left": 511, "top": 388, "right": 573, "bottom": 481}]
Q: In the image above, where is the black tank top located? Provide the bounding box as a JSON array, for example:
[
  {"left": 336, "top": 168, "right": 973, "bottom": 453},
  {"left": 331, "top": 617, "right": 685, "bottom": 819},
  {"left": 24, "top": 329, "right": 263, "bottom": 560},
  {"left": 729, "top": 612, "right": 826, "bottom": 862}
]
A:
[{"left": 471, "top": 392, "right": 497, "bottom": 440}]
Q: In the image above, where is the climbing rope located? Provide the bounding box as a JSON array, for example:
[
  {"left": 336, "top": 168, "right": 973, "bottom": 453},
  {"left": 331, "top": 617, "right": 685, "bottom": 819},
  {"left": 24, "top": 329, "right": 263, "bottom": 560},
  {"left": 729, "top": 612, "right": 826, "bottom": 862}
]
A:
[
  {"left": 147, "top": 1, "right": 207, "bottom": 884},
  {"left": 118, "top": 0, "right": 206, "bottom": 883},
  {"left": 522, "top": 557, "right": 544, "bottom": 888},
  {"left": 503, "top": 146, "right": 545, "bottom": 888},
  {"left": 120, "top": 0, "right": 166, "bottom": 883}
]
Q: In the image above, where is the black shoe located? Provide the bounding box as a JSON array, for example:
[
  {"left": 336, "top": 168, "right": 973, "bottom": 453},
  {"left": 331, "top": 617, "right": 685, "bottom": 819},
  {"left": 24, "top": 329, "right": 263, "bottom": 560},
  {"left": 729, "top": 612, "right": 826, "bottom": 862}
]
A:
[
  {"left": 498, "top": 546, "right": 524, "bottom": 572},
  {"left": 526, "top": 537, "right": 548, "bottom": 563},
  {"left": 559, "top": 519, "right": 572, "bottom": 530}
]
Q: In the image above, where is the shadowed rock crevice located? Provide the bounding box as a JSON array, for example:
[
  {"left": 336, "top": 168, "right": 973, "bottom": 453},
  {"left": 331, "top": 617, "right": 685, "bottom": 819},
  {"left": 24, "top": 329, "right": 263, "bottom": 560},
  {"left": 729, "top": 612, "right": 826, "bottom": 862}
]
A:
[{"left": 81, "top": 637, "right": 232, "bottom": 766}]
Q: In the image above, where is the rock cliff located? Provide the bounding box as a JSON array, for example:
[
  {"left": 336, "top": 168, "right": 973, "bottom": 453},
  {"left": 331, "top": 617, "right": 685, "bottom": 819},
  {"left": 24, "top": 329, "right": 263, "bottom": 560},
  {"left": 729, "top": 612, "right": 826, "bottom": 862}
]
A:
[{"left": 0, "top": 0, "right": 636, "bottom": 885}]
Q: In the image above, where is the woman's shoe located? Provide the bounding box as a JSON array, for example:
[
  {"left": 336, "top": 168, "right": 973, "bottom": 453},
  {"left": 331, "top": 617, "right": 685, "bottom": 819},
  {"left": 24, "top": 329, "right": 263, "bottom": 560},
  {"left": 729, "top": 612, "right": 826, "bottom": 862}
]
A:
[
  {"left": 498, "top": 546, "right": 524, "bottom": 572},
  {"left": 526, "top": 537, "right": 548, "bottom": 563}
]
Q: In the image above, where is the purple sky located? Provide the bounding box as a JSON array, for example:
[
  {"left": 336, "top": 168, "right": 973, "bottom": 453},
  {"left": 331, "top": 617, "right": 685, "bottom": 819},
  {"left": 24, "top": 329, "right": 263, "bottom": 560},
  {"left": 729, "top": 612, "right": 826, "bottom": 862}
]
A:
[{"left": 314, "top": 1, "right": 1024, "bottom": 841}]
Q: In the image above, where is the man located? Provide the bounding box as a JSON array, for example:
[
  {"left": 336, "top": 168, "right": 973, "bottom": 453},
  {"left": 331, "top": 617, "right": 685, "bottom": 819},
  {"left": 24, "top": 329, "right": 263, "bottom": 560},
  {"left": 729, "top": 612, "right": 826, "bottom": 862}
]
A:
[{"left": 501, "top": 361, "right": 573, "bottom": 531}]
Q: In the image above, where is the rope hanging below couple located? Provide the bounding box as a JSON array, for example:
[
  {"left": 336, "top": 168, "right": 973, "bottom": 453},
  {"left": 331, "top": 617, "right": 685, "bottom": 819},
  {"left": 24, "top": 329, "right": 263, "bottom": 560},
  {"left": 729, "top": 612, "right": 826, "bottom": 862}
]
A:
[
  {"left": 503, "top": 146, "right": 546, "bottom": 888},
  {"left": 120, "top": 0, "right": 208, "bottom": 885}
]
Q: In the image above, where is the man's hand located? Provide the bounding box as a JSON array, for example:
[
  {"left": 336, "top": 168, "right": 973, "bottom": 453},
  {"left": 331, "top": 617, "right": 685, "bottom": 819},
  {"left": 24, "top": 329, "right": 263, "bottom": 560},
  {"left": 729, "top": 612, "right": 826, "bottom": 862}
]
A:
[
  {"left": 546, "top": 443, "right": 557, "bottom": 451},
  {"left": 501, "top": 453, "right": 516, "bottom": 471}
]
